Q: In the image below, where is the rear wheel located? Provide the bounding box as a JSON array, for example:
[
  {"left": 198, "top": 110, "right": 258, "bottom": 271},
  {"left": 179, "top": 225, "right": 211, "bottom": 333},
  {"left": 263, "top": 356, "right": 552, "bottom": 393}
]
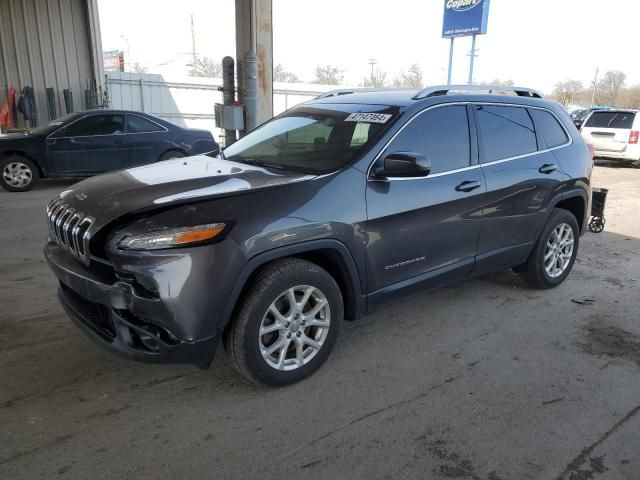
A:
[
  {"left": 224, "top": 258, "right": 343, "bottom": 386},
  {"left": 0, "top": 156, "right": 40, "bottom": 192},
  {"left": 518, "top": 208, "right": 580, "bottom": 289}
]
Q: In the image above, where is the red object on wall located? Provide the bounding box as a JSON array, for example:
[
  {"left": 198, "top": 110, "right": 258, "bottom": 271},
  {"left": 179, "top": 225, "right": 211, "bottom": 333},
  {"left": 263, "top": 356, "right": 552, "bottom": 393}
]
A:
[{"left": 0, "top": 87, "right": 17, "bottom": 130}]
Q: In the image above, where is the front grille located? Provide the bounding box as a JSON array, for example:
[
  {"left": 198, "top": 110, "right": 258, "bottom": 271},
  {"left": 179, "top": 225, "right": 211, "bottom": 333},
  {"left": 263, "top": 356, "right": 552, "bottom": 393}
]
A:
[
  {"left": 60, "top": 283, "right": 115, "bottom": 340},
  {"left": 46, "top": 197, "right": 95, "bottom": 264}
]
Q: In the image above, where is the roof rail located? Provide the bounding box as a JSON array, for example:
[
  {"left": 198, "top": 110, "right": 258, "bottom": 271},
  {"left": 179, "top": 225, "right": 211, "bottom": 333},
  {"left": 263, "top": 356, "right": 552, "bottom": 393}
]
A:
[
  {"left": 315, "top": 88, "right": 406, "bottom": 99},
  {"left": 412, "top": 84, "right": 543, "bottom": 100}
]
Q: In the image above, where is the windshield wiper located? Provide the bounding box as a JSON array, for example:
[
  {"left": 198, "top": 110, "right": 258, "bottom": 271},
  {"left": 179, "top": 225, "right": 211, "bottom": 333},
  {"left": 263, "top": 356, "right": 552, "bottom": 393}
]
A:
[{"left": 233, "top": 158, "right": 288, "bottom": 171}]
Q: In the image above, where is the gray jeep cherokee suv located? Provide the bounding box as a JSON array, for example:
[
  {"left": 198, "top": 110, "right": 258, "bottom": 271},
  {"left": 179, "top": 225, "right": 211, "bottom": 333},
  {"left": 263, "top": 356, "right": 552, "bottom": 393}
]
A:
[{"left": 44, "top": 85, "right": 592, "bottom": 386}]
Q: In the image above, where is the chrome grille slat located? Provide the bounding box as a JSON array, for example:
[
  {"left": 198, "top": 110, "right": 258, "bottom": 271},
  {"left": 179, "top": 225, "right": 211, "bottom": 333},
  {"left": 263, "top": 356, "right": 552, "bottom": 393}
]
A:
[
  {"left": 46, "top": 197, "right": 95, "bottom": 264},
  {"left": 50, "top": 203, "right": 66, "bottom": 242},
  {"left": 61, "top": 208, "right": 77, "bottom": 249}
]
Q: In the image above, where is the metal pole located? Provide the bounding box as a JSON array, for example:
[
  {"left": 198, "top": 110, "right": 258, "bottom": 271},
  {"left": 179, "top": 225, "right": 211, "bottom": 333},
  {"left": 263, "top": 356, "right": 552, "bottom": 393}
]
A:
[
  {"left": 222, "top": 56, "right": 237, "bottom": 145},
  {"left": 139, "top": 78, "right": 145, "bottom": 112},
  {"left": 468, "top": 35, "right": 476, "bottom": 85},
  {"left": 243, "top": 51, "right": 258, "bottom": 133},
  {"left": 590, "top": 67, "right": 599, "bottom": 107},
  {"left": 447, "top": 37, "right": 454, "bottom": 85}
]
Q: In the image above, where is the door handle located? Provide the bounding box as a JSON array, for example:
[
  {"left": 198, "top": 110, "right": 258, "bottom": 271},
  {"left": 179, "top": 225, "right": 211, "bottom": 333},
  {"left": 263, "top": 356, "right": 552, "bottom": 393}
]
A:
[
  {"left": 113, "top": 139, "right": 125, "bottom": 145},
  {"left": 539, "top": 163, "right": 557, "bottom": 174},
  {"left": 455, "top": 180, "right": 481, "bottom": 192}
]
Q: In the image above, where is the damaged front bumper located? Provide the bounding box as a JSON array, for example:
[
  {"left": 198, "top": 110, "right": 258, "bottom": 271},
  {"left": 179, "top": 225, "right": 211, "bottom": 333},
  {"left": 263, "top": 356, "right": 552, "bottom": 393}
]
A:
[{"left": 45, "top": 242, "right": 218, "bottom": 367}]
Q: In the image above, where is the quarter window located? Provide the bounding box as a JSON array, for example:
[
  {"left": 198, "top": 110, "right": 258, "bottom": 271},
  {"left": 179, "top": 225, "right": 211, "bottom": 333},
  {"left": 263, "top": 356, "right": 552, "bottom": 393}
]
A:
[
  {"left": 530, "top": 109, "right": 568, "bottom": 149},
  {"left": 66, "top": 115, "right": 124, "bottom": 137},
  {"left": 385, "top": 105, "right": 470, "bottom": 174},
  {"left": 127, "top": 115, "right": 165, "bottom": 133},
  {"left": 474, "top": 105, "right": 537, "bottom": 163}
]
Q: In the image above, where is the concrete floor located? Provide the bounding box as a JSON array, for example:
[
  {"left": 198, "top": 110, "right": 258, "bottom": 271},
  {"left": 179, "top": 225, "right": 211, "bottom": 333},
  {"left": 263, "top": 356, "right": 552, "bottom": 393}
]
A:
[{"left": 1, "top": 162, "right": 639, "bottom": 480}]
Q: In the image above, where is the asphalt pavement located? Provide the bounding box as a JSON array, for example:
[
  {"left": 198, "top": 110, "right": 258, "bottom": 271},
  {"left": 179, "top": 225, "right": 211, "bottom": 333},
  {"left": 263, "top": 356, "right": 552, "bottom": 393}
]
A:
[{"left": 1, "top": 163, "right": 639, "bottom": 479}]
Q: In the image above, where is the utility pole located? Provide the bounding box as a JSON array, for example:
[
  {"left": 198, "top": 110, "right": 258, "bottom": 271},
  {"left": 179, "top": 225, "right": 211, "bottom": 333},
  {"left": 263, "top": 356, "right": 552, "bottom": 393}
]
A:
[
  {"left": 590, "top": 67, "right": 599, "bottom": 108},
  {"left": 447, "top": 38, "right": 454, "bottom": 85},
  {"left": 368, "top": 58, "right": 376, "bottom": 82},
  {"left": 191, "top": 14, "right": 197, "bottom": 71},
  {"left": 467, "top": 35, "right": 478, "bottom": 85}
]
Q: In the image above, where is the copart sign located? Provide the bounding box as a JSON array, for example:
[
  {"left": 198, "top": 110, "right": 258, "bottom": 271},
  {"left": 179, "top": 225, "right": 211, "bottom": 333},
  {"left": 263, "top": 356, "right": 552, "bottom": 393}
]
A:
[{"left": 442, "top": 0, "right": 491, "bottom": 38}]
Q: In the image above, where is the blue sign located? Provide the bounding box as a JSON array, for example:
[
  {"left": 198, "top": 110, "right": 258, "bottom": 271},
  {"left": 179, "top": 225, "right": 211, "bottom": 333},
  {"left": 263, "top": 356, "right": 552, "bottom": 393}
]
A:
[{"left": 442, "top": 0, "right": 491, "bottom": 38}]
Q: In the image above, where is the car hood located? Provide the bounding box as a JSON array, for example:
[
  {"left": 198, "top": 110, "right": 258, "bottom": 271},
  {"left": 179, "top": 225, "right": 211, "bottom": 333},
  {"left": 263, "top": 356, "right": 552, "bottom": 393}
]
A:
[
  {"left": 0, "top": 132, "right": 38, "bottom": 142},
  {"left": 57, "top": 155, "right": 316, "bottom": 230}
]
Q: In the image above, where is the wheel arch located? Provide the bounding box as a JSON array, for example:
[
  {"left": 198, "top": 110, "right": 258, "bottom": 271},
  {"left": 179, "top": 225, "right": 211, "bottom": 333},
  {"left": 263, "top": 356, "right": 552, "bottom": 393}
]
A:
[
  {"left": 220, "top": 240, "right": 366, "bottom": 333},
  {"left": 551, "top": 189, "right": 588, "bottom": 234},
  {"left": 159, "top": 148, "right": 187, "bottom": 161},
  {"left": 1, "top": 151, "right": 45, "bottom": 176}
]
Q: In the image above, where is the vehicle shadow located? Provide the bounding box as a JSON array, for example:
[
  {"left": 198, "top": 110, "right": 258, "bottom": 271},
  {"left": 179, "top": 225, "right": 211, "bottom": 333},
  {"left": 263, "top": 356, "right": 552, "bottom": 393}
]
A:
[{"left": 594, "top": 158, "right": 640, "bottom": 168}]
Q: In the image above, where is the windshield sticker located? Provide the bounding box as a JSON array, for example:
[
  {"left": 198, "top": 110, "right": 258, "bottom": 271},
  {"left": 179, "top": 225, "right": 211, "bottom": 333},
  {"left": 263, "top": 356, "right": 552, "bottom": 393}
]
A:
[{"left": 344, "top": 113, "right": 392, "bottom": 124}]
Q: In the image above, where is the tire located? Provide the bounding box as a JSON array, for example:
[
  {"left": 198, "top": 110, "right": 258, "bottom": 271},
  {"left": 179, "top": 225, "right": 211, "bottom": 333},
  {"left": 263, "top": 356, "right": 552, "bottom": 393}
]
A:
[
  {"left": 159, "top": 150, "right": 186, "bottom": 161},
  {"left": 518, "top": 208, "right": 580, "bottom": 289},
  {"left": 0, "top": 156, "right": 40, "bottom": 192},
  {"left": 224, "top": 258, "right": 343, "bottom": 387}
]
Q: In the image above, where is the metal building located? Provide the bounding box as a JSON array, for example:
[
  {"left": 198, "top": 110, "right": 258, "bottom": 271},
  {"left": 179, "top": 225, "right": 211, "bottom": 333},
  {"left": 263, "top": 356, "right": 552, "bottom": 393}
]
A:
[{"left": 0, "top": 0, "right": 103, "bottom": 127}]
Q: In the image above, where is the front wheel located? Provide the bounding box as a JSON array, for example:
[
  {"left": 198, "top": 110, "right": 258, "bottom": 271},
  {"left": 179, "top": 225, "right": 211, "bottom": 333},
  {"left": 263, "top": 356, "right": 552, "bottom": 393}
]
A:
[
  {"left": 159, "top": 150, "right": 186, "bottom": 161},
  {"left": 0, "top": 156, "right": 40, "bottom": 192},
  {"left": 224, "top": 258, "right": 343, "bottom": 386},
  {"left": 519, "top": 208, "right": 580, "bottom": 289}
]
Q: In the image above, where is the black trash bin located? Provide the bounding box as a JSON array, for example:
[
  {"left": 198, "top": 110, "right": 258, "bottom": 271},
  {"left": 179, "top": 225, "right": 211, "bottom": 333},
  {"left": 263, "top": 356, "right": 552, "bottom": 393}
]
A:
[{"left": 589, "top": 188, "right": 608, "bottom": 233}]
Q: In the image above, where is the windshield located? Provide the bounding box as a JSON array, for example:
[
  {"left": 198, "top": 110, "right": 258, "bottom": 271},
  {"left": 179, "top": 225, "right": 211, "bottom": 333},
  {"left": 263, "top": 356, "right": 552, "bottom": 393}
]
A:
[
  {"left": 223, "top": 104, "right": 398, "bottom": 174},
  {"left": 27, "top": 113, "right": 78, "bottom": 135}
]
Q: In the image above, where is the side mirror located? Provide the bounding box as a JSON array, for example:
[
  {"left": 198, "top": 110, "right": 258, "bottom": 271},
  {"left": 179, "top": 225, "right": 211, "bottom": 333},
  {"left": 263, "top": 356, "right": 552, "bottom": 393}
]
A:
[{"left": 372, "top": 152, "right": 431, "bottom": 179}]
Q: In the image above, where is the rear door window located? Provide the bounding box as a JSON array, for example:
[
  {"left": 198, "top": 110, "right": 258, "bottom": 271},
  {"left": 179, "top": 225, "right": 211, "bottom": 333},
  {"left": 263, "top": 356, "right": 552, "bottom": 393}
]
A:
[
  {"left": 66, "top": 115, "right": 125, "bottom": 137},
  {"left": 584, "top": 111, "right": 636, "bottom": 129},
  {"left": 385, "top": 105, "right": 470, "bottom": 174},
  {"left": 474, "top": 105, "right": 537, "bottom": 163},
  {"left": 530, "top": 109, "right": 569, "bottom": 149}
]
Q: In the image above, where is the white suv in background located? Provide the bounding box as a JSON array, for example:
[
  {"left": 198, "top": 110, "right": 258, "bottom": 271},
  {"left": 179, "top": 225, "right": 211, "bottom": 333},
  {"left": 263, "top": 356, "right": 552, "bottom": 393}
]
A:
[{"left": 580, "top": 109, "right": 640, "bottom": 163}]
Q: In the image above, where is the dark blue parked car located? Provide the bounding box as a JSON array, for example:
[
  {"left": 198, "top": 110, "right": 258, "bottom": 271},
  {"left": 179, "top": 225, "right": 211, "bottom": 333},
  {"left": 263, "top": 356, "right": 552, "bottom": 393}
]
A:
[{"left": 0, "top": 109, "right": 219, "bottom": 191}]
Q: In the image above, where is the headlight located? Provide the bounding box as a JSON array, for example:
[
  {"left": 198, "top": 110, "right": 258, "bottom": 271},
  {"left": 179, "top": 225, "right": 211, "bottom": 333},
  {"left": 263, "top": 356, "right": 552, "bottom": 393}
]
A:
[{"left": 118, "top": 223, "right": 226, "bottom": 251}]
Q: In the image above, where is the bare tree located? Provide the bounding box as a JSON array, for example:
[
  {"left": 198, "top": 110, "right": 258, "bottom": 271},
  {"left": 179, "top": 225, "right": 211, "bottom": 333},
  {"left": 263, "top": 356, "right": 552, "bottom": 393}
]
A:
[
  {"left": 477, "top": 79, "right": 515, "bottom": 86},
  {"left": 621, "top": 85, "right": 640, "bottom": 109},
  {"left": 552, "top": 80, "right": 584, "bottom": 107},
  {"left": 130, "top": 62, "right": 148, "bottom": 74},
  {"left": 313, "top": 65, "right": 344, "bottom": 85},
  {"left": 190, "top": 56, "right": 222, "bottom": 78},
  {"left": 363, "top": 67, "right": 388, "bottom": 88},
  {"left": 597, "top": 70, "right": 626, "bottom": 105},
  {"left": 392, "top": 64, "right": 424, "bottom": 89},
  {"left": 273, "top": 64, "right": 300, "bottom": 83}
]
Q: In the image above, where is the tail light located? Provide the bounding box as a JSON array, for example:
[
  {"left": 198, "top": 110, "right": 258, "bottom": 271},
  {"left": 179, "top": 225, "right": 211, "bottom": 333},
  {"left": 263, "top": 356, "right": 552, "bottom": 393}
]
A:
[
  {"left": 629, "top": 130, "right": 639, "bottom": 145},
  {"left": 587, "top": 143, "right": 595, "bottom": 159}
]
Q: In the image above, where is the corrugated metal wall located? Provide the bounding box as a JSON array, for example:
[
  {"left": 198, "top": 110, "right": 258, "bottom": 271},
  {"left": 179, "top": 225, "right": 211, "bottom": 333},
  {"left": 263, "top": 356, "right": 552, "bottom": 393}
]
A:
[{"left": 0, "top": 0, "right": 102, "bottom": 127}]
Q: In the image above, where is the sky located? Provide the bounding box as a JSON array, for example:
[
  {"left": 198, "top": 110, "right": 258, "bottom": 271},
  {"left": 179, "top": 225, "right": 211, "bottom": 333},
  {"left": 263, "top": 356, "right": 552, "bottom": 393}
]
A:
[{"left": 98, "top": 0, "right": 640, "bottom": 93}]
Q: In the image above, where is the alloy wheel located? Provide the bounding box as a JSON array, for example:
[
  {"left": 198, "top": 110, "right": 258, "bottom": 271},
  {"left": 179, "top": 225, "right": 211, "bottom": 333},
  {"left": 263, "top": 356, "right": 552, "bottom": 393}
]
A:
[
  {"left": 258, "top": 285, "right": 331, "bottom": 371},
  {"left": 544, "top": 223, "right": 575, "bottom": 278}
]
